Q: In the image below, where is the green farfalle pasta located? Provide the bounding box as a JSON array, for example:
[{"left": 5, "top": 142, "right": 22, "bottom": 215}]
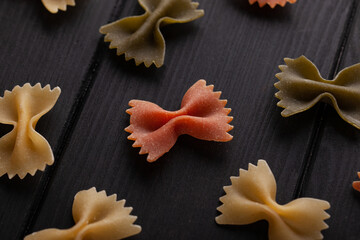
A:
[
  {"left": 275, "top": 56, "right": 360, "bottom": 129},
  {"left": 99, "top": 0, "right": 204, "bottom": 68}
]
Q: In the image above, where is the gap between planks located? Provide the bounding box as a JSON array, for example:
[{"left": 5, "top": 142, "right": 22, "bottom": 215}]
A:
[
  {"left": 18, "top": 1, "right": 127, "bottom": 239},
  {"left": 292, "top": 0, "right": 360, "bottom": 199}
]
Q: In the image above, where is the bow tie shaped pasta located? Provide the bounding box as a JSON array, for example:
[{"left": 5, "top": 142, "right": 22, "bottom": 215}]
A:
[
  {"left": 354, "top": 172, "right": 360, "bottom": 192},
  {"left": 216, "top": 160, "right": 330, "bottom": 240},
  {"left": 41, "top": 0, "right": 75, "bottom": 13},
  {"left": 125, "top": 80, "right": 233, "bottom": 162},
  {"left": 0, "top": 83, "right": 61, "bottom": 179},
  {"left": 100, "top": 0, "right": 204, "bottom": 68},
  {"left": 249, "top": 0, "right": 297, "bottom": 8},
  {"left": 275, "top": 56, "right": 360, "bottom": 130},
  {"left": 25, "top": 187, "right": 141, "bottom": 240}
]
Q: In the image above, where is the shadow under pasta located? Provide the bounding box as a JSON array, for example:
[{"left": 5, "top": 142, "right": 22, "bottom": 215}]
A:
[
  {"left": 38, "top": 1, "right": 83, "bottom": 28},
  {"left": 0, "top": 168, "right": 42, "bottom": 192},
  {"left": 105, "top": 46, "right": 163, "bottom": 80},
  {"left": 177, "top": 135, "right": 229, "bottom": 162},
  {"left": 219, "top": 220, "right": 269, "bottom": 238},
  {"left": 229, "top": 0, "right": 291, "bottom": 20},
  {"left": 324, "top": 106, "right": 360, "bottom": 141},
  {"left": 0, "top": 124, "right": 13, "bottom": 138}
]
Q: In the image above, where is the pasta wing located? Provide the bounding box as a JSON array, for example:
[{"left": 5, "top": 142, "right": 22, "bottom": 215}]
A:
[
  {"left": 0, "top": 83, "right": 61, "bottom": 179},
  {"left": 125, "top": 79, "right": 233, "bottom": 162},
  {"left": 41, "top": 0, "right": 76, "bottom": 14},
  {"left": 353, "top": 172, "right": 360, "bottom": 192},
  {"left": 216, "top": 160, "right": 277, "bottom": 225},
  {"left": 275, "top": 56, "right": 360, "bottom": 129},
  {"left": 99, "top": 0, "right": 204, "bottom": 68},
  {"left": 25, "top": 187, "right": 142, "bottom": 240},
  {"left": 216, "top": 160, "right": 330, "bottom": 240},
  {"left": 249, "top": 0, "right": 297, "bottom": 8}
]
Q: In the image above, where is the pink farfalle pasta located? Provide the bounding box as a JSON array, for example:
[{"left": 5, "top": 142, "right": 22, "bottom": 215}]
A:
[
  {"left": 0, "top": 83, "right": 61, "bottom": 179},
  {"left": 354, "top": 172, "right": 360, "bottom": 192},
  {"left": 25, "top": 187, "right": 142, "bottom": 240},
  {"left": 249, "top": 0, "right": 296, "bottom": 8},
  {"left": 125, "top": 80, "right": 233, "bottom": 162},
  {"left": 216, "top": 160, "right": 330, "bottom": 240},
  {"left": 41, "top": 0, "right": 76, "bottom": 14}
]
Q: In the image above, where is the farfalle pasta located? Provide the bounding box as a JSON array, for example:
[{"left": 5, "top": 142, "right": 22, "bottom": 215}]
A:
[
  {"left": 354, "top": 172, "right": 360, "bottom": 192},
  {"left": 99, "top": 0, "right": 204, "bottom": 68},
  {"left": 216, "top": 160, "right": 330, "bottom": 240},
  {"left": 275, "top": 56, "right": 360, "bottom": 130},
  {"left": 249, "top": 0, "right": 297, "bottom": 8},
  {"left": 0, "top": 83, "right": 61, "bottom": 179},
  {"left": 25, "top": 187, "right": 142, "bottom": 240},
  {"left": 125, "top": 79, "right": 233, "bottom": 162},
  {"left": 41, "top": 0, "right": 76, "bottom": 14}
]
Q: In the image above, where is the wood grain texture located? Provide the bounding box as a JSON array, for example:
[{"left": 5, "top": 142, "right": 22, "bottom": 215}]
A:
[
  {"left": 0, "top": 0, "right": 119, "bottom": 239},
  {"left": 24, "top": 0, "right": 355, "bottom": 239},
  {"left": 300, "top": 1, "right": 360, "bottom": 240}
]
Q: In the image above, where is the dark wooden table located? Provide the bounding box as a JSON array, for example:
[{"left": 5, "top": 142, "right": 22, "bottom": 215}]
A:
[{"left": 1, "top": 0, "right": 360, "bottom": 239}]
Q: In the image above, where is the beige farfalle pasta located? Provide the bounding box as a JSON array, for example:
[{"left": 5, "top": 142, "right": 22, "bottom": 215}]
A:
[
  {"left": 99, "top": 0, "right": 204, "bottom": 68},
  {"left": 216, "top": 160, "right": 330, "bottom": 240},
  {"left": 0, "top": 83, "right": 61, "bottom": 179},
  {"left": 41, "top": 0, "right": 76, "bottom": 14},
  {"left": 275, "top": 56, "right": 360, "bottom": 130},
  {"left": 25, "top": 187, "right": 142, "bottom": 240}
]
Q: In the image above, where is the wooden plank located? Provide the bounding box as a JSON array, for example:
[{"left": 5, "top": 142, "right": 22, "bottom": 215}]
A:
[
  {"left": 299, "top": 1, "right": 360, "bottom": 239},
  {"left": 0, "top": 0, "right": 121, "bottom": 239},
  {"left": 26, "top": 0, "right": 353, "bottom": 239}
]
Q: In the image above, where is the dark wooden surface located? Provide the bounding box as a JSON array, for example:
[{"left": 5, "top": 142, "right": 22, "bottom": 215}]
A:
[{"left": 0, "top": 0, "right": 359, "bottom": 239}]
